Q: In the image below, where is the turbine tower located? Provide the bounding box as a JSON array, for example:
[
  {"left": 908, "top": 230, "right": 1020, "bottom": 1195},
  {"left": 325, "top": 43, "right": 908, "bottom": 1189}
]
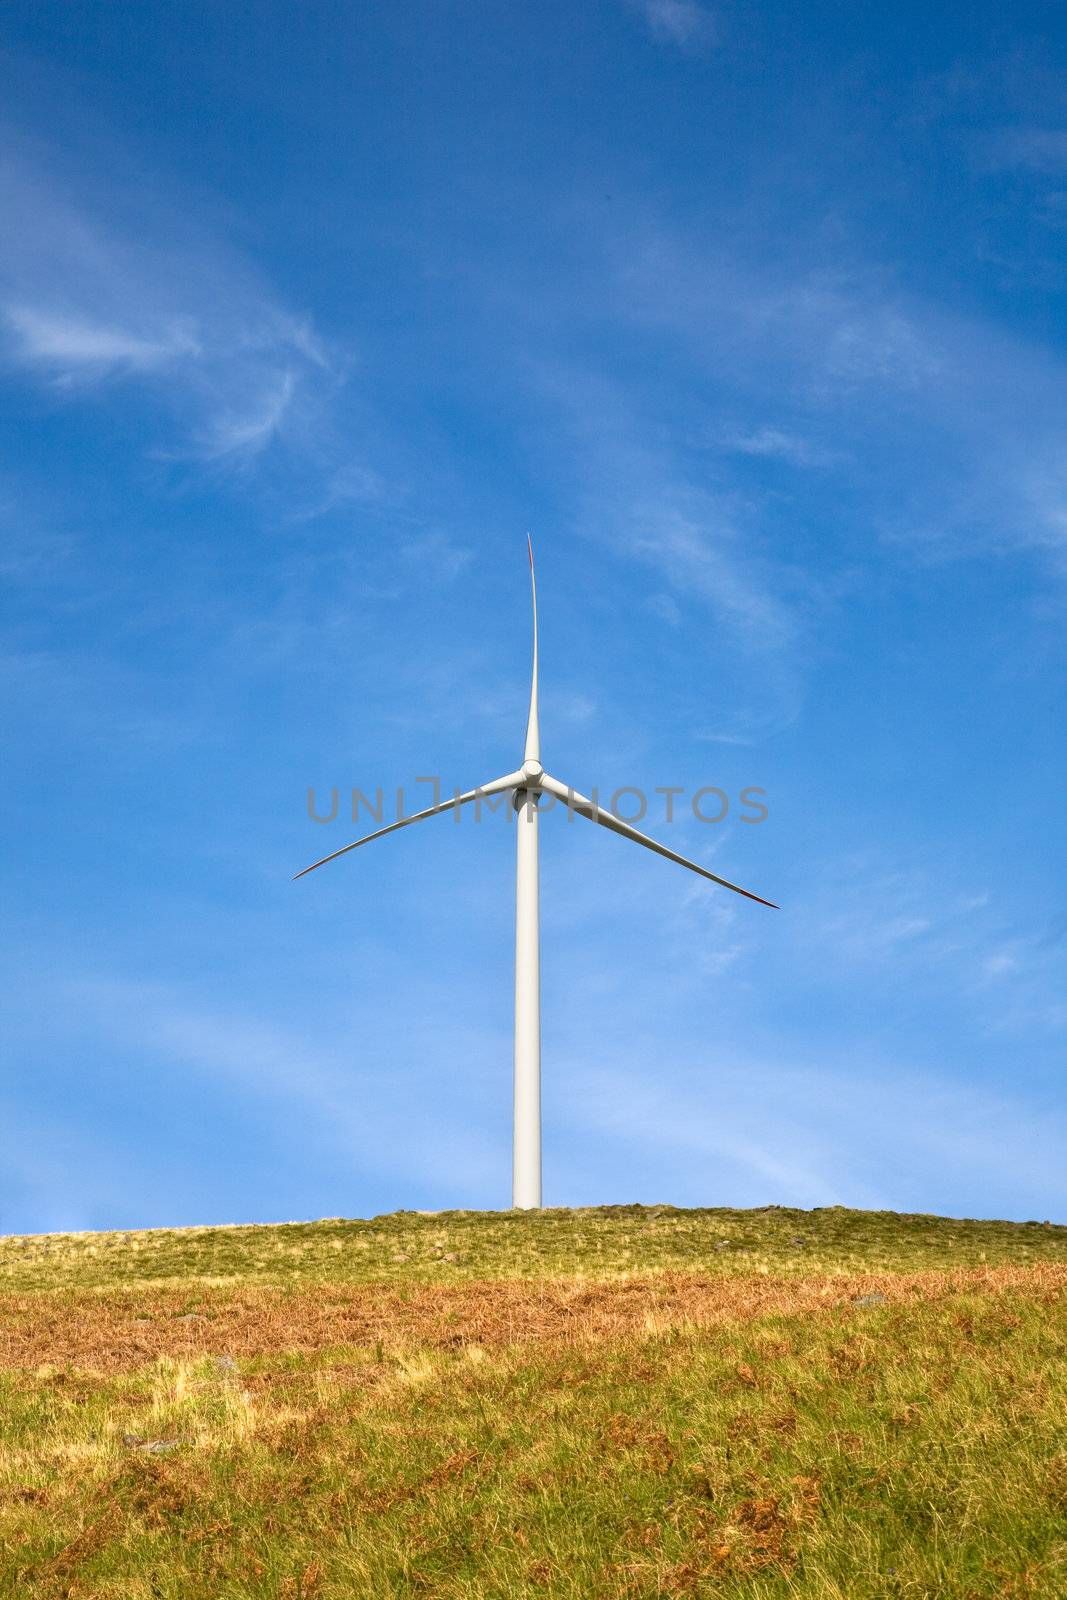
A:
[{"left": 295, "top": 540, "right": 777, "bottom": 1209}]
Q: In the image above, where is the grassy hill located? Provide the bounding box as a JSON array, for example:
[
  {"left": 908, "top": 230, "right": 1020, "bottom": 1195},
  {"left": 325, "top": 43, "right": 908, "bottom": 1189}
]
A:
[{"left": 2, "top": 1206, "right": 1065, "bottom": 1598}]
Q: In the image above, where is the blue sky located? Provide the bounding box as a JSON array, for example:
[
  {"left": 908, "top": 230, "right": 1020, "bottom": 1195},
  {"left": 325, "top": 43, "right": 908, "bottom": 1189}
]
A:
[{"left": 2, "top": 0, "right": 1065, "bottom": 1232}]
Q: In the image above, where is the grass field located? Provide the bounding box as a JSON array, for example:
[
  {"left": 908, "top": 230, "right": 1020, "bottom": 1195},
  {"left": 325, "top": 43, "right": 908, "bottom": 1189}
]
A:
[{"left": 2, "top": 1205, "right": 1065, "bottom": 1598}]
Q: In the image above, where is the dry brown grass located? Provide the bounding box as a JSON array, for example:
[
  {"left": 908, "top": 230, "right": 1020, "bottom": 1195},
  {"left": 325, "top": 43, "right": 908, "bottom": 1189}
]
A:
[{"left": 2, "top": 1262, "right": 1062, "bottom": 1372}]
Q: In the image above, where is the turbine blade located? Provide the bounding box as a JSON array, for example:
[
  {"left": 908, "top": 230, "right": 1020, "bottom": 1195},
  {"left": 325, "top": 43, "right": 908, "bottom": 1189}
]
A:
[
  {"left": 524, "top": 534, "right": 540, "bottom": 762},
  {"left": 293, "top": 770, "right": 524, "bottom": 880},
  {"left": 539, "top": 773, "right": 779, "bottom": 908}
]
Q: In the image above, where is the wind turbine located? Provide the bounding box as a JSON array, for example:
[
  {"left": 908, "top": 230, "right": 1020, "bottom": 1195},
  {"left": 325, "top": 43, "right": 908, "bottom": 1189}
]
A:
[{"left": 295, "top": 540, "right": 777, "bottom": 1209}]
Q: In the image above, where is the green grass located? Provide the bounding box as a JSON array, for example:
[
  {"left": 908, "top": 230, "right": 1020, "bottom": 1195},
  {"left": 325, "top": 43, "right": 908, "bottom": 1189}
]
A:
[
  {"left": 3, "top": 1204, "right": 1065, "bottom": 1291},
  {"left": 1, "top": 1206, "right": 1064, "bottom": 1598}
]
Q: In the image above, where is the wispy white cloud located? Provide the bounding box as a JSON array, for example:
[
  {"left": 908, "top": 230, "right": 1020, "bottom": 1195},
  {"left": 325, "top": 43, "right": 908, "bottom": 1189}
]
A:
[
  {"left": 721, "top": 426, "right": 841, "bottom": 469},
  {"left": 567, "top": 1051, "right": 1067, "bottom": 1215},
  {"left": 196, "top": 369, "right": 297, "bottom": 460},
  {"left": 0, "top": 136, "right": 339, "bottom": 466},
  {"left": 519, "top": 373, "right": 813, "bottom": 746},
  {"left": 982, "top": 949, "right": 1020, "bottom": 980},
  {"left": 551, "top": 689, "right": 597, "bottom": 725},
  {"left": 61, "top": 974, "right": 507, "bottom": 1198},
  {"left": 399, "top": 530, "right": 475, "bottom": 582},
  {"left": 5, "top": 304, "right": 200, "bottom": 372},
  {"left": 602, "top": 219, "right": 1067, "bottom": 566},
  {"left": 806, "top": 857, "right": 1067, "bottom": 1034},
  {"left": 612, "top": 230, "right": 952, "bottom": 400},
  {"left": 629, "top": 0, "right": 717, "bottom": 49},
  {"left": 695, "top": 729, "right": 755, "bottom": 746},
  {"left": 630, "top": 503, "right": 797, "bottom": 649},
  {"left": 529, "top": 359, "right": 806, "bottom": 659}
]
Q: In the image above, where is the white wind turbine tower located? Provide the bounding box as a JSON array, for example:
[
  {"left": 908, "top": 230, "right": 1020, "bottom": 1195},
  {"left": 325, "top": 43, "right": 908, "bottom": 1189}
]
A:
[{"left": 295, "top": 540, "right": 777, "bottom": 1209}]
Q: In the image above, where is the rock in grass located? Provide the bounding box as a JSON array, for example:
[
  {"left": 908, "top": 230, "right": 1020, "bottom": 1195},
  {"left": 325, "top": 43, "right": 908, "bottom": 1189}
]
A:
[{"left": 852, "top": 1291, "right": 888, "bottom": 1307}]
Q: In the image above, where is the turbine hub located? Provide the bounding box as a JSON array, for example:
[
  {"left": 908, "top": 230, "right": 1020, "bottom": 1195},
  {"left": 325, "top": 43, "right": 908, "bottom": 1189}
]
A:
[{"left": 522, "top": 758, "right": 543, "bottom": 784}]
